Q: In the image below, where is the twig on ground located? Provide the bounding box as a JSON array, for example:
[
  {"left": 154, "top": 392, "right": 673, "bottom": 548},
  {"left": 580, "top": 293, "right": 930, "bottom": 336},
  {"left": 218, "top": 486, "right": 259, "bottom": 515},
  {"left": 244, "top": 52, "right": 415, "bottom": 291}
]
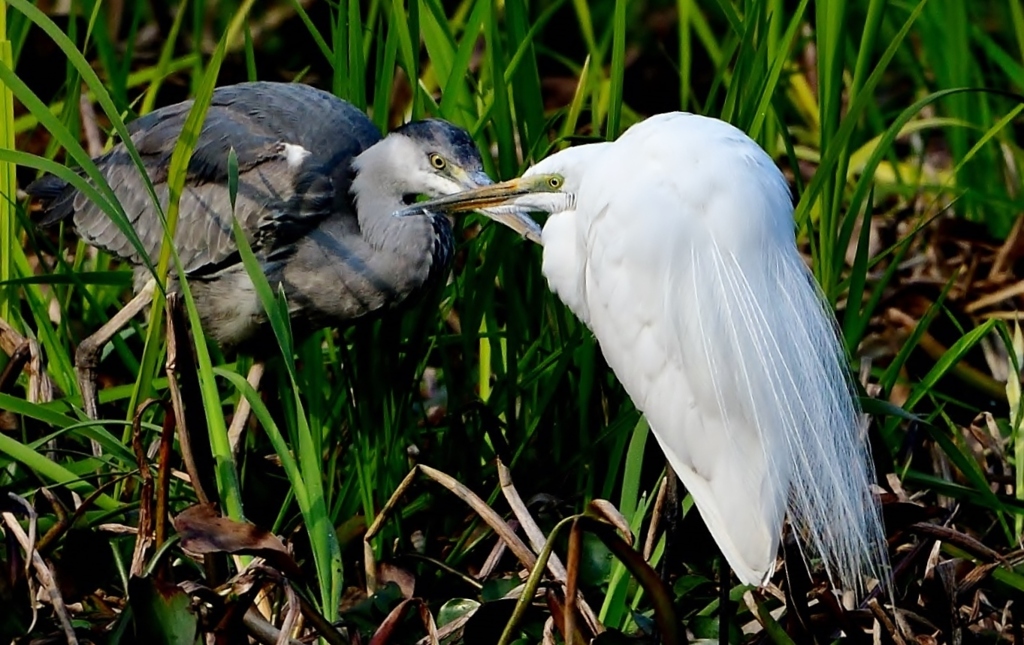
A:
[{"left": 3, "top": 493, "right": 79, "bottom": 644}]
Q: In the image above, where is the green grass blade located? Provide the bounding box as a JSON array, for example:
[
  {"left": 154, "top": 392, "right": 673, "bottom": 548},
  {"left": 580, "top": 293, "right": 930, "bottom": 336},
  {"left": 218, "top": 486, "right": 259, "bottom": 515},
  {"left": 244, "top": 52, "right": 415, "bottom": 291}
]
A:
[
  {"left": 792, "top": 0, "right": 928, "bottom": 290},
  {"left": 230, "top": 217, "right": 342, "bottom": 618},
  {"left": 0, "top": 431, "right": 118, "bottom": 511},
  {"left": 605, "top": 0, "right": 627, "bottom": 139},
  {"left": 0, "top": 1, "right": 14, "bottom": 332},
  {"left": 130, "top": 0, "right": 257, "bottom": 506},
  {"left": 484, "top": 0, "right": 515, "bottom": 178},
  {"left": 139, "top": 0, "right": 189, "bottom": 115},
  {"left": 930, "top": 408, "right": 1012, "bottom": 541},
  {"left": 287, "top": 0, "right": 333, "bottom": 64},
  {"left": 0, "top": 60, "right": 152, "bottom": 273},
  {"left": 747, "top": 0, "right": 809, "bottom": 140}
]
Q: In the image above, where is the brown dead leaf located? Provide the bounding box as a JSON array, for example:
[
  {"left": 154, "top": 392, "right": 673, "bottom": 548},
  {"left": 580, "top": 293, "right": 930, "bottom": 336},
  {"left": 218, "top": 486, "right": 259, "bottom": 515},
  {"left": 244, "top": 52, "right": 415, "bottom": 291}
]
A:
[
  {"left": 378, "top": 562, "right": 416, "bottom": 599},
  {"left": 368, "top": 598, "right": 439, "bottom": 645},
  {"left": 172, "top": 504, "right": 301, "bottom": 578},
  {"left": 586, "top": 500, "right": 632, "bottom": 546}
]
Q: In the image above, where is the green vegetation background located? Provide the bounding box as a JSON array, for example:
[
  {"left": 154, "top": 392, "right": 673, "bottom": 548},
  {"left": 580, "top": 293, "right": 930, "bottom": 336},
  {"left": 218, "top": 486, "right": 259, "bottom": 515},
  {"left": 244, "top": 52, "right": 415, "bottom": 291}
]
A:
[{"left": 1, "top": 0, "right": 1024, "bottom": 642}]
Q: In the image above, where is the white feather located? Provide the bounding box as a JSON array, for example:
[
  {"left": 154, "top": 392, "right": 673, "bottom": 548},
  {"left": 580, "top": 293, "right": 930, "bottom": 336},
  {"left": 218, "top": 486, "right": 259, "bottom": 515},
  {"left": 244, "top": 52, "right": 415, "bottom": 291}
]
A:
[
  {"left": 282, "top": 143, "right": 311, "bottom": 168},
  {"left": 528, "top": 113, "right": 889, "bottom": 591}
]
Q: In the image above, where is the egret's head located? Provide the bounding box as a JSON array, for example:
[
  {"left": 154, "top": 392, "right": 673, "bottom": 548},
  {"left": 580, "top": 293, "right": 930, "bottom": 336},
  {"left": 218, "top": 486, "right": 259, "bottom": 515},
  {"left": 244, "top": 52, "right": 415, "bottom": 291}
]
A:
[
  {"left": 391, "top": 143, "right": 608, "bottom": 245},
  {"left": 354, "top": 119, "right": 492, "bottom": 199},
  {"left": 505, "top": 143, "right": 599, "bottom": 214}
]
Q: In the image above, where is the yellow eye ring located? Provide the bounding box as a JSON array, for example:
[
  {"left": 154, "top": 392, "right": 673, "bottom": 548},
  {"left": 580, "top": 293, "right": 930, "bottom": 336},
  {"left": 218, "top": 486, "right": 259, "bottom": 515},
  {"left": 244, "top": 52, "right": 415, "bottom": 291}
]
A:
[
  {"left": 429, "top": 154, "right": 447, "bottom": 170},
  {"left": 548, "top": 176, "right": 563, "bottom": 189}
]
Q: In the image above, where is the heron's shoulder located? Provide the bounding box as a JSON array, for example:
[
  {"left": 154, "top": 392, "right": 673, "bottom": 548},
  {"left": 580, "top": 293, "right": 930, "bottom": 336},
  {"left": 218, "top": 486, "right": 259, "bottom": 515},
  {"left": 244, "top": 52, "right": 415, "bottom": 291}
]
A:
[{"left": 208, "top": 82, "right": 382, "bottom": 151}]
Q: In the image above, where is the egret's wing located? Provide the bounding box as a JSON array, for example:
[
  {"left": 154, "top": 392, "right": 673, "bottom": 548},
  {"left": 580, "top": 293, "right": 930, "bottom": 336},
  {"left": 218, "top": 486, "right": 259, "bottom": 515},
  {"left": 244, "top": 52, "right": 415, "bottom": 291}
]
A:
[
  {"left": 546, "top": 113, "right": 886, "bottom": 590},
  {"left": 29, "top": 82, "right": 380, "bottom": 277},
  {"left": 576, "top": 177, "right": 786, "bottom": 584}
]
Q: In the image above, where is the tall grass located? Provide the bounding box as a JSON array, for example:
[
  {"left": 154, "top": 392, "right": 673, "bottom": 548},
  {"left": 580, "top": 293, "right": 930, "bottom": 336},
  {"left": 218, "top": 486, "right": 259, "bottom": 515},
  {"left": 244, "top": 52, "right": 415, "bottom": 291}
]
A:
[
  {"left": 0, "top": 1, "right": 15, "bottom": 343},
  {"left": 2, "top": 0, "right": 1024, "bottom": 640}
]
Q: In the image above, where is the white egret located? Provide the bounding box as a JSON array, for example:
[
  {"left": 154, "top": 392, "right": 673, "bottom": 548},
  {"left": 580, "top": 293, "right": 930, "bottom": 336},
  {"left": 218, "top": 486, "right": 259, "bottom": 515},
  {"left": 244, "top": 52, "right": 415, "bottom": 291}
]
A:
[{"left": 402, "top": 112, "right": 890, "bottom": 593}]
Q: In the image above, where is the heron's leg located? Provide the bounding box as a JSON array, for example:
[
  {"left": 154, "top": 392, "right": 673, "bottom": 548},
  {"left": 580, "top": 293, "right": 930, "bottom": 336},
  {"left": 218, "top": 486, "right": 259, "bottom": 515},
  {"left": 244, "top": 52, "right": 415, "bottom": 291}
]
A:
[
  {"left": 76, "top": 279, "right": 156, "bottom": 423},
  {"left": 228, "top": 361, "right": 265, "bottom": 456}
]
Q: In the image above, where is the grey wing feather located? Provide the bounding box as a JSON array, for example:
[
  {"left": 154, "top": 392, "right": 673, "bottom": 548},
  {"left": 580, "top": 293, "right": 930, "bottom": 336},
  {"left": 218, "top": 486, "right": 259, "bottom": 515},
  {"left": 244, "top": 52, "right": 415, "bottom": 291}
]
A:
[{"left": 28, "top": 82, "right": 382, "bottom": 276}]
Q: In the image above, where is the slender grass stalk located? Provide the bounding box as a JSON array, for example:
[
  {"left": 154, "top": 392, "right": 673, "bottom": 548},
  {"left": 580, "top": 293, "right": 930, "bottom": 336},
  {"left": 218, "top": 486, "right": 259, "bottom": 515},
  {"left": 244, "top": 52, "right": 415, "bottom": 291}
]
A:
[
  {"left": 478, "top": 318, "right": 491, "bottom": 403},
  {"left": 505, "top": 0, "right": 545, "bottom": 157},
  {"left": 678, "top": 0, "right": 692, "bottom": 110},
  {"left": 814, "top": 0, "right": 846, "bottom": 300},
  {"left": 0, "top": 432, "right": 119, "bottom": 510},
  {"left": 793, "top": 0, "right": 928, "bottom": 252},
  {"left": 139, "top": 0, "right": 189, "bottom": 116},
  {"left": 1006, "top": 322, "right": 1024, "bottom": 539},
  {"left": 605, "top": 0, "right": 626, "bottom": 139},
  {"left": 598, "top": 416, "right": 649, "bottom": 628},
  {"left": 484, "top": 0, "right": 515, "bottom": 179},
  {"left": 230, "top": 216, "right": 343, "bottom": 617},
  {"left": 0, "top": 0, "right": 16, "bottom": 338},
  {"left": 746, "top": 0, "right": 809, "bottom": 140}
]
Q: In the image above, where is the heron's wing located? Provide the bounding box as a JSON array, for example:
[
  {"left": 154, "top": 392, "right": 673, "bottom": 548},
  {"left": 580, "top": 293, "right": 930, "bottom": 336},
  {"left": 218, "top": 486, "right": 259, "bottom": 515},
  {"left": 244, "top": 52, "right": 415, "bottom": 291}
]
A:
[
  {"left": 29, "top": 82, "right": 380, "bottom": 276},
  {"left": 547, "top": 113, "right": 885, "bottom": 590}
]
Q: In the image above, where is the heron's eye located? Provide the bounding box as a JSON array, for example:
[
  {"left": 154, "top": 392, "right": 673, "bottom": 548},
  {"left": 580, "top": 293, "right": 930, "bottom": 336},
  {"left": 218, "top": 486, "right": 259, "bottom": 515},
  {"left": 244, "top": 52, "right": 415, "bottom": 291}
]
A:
[
  {"left": 429, "top": 154, "right": 447, "bottom": 170},
  {"left": 548, "top": 176, "right": 563, "bottom": 189}
]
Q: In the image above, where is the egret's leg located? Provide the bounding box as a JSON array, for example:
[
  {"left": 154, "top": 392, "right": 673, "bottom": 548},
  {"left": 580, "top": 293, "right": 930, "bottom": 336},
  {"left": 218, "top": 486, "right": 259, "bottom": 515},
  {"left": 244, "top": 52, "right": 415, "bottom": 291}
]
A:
[
  {"left": 228, "top": 361, "right": 265, "bottom": 456},
  {"left": 718, "top": 555, "right": 732, "bottom": 645},
  {"left": 657, "top": 462, "right": 681, "bottom": 583},
  {"left": 76, "top": 279, "right": 156, "bottom": 424}
]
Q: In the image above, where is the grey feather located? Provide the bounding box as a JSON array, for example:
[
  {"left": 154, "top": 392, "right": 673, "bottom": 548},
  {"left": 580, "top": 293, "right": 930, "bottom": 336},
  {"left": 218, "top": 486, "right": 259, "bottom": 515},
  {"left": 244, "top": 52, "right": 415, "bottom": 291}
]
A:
[{"left": 30, "top": 82, "right": 376, "bottom": 277}]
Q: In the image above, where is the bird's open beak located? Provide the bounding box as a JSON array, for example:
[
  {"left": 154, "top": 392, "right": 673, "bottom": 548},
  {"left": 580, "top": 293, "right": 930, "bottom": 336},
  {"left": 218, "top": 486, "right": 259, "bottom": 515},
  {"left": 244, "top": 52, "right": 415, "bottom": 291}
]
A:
[{"left": 396, "top": 177, "right": 544, "bottom": 244}]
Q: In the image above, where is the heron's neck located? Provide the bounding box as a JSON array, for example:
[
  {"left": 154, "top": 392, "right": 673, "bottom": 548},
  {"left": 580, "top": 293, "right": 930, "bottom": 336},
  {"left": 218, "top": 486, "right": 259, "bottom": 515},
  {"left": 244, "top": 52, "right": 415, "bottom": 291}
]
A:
[
  {"left": 348, "top": 145, "right": 453, "bottom": 289},
  {"left": 349, "top": 168, "right": 411, "bottom": 249},
  {"left": 348, "top": 166, "right": 452, "bottom": 292}
]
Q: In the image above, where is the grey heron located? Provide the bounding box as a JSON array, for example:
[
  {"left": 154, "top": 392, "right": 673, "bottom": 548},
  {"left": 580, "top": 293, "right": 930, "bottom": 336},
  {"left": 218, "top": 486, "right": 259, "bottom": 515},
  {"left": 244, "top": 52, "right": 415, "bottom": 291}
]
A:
[
  {"left": 27, "top": 81, "right": 540, "bottom": 424},
  {"left": 399, "top": 112, "right": 891, "bottom": 595}
]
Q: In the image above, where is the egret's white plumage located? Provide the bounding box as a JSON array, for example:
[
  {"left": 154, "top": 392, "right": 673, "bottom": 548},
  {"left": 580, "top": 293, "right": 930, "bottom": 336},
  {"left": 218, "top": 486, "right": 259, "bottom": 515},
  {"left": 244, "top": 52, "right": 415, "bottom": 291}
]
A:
[{"left": 516, "top": 113, "right": 889, "bottom": 590}]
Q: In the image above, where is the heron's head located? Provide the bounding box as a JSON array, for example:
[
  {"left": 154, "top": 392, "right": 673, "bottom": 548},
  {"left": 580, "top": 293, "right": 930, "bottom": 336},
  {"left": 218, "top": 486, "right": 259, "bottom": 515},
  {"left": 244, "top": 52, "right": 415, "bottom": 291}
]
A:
[{"left": 354, "top": 119, "right": 493, "bottom": 201}]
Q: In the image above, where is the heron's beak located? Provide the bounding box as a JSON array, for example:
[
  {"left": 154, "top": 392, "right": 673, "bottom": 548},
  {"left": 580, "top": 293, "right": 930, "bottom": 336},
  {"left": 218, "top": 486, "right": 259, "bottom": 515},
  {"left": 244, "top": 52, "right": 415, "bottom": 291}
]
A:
[
  {"left": 466, "top": 170, "right": 494, "bottom": 190},
  {"left": 397, "top": 177, "right": 544, "bottom": 244}
]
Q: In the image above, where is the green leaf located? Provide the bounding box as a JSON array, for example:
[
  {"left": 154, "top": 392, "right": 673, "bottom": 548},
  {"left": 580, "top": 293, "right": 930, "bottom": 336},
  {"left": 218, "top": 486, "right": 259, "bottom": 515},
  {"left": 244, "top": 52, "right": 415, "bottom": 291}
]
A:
[
  {"left": 128, "top": 576, "right": 198, "bottom": 645},
  {"left": 437, "top": 598, "right": 480, "bottom": 628}
]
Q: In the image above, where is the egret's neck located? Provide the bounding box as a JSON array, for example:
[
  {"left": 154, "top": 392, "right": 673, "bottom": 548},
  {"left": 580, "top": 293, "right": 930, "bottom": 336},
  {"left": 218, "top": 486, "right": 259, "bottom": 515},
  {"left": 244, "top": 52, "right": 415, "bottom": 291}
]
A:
[{"left": 540, "top": 210, "right": 589, "bottom": 326}]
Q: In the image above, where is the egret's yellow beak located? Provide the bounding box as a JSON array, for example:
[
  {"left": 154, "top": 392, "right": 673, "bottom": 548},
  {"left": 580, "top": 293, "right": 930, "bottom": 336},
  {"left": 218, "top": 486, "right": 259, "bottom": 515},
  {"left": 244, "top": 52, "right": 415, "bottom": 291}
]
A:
[{"left": 395, "top": 177, "right": 544, "bottom": 244}]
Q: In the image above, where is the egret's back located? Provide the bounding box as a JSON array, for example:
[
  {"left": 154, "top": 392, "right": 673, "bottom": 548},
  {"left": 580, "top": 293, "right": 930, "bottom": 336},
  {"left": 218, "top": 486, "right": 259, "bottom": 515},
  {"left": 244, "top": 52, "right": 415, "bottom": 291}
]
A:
[{"left": 538, "top": 113, "right": 888, "bottom": 591}]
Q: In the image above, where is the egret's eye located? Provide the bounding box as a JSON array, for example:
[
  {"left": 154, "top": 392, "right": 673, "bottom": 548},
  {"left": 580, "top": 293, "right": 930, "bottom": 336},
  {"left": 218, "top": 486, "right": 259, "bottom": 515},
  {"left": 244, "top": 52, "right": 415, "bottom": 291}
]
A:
[
  {"left": 429, "top": 154, "right": 447, "bottom": 170},
  {"left": 547, "top": 176, "right": 564, "bottom": 189}
]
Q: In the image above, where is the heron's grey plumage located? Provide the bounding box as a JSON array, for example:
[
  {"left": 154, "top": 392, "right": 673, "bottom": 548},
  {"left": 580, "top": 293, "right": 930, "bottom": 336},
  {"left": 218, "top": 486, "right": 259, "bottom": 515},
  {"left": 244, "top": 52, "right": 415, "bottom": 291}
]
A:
[{"left": 28, "top": 82, "right": 490, "bottom": 352}]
